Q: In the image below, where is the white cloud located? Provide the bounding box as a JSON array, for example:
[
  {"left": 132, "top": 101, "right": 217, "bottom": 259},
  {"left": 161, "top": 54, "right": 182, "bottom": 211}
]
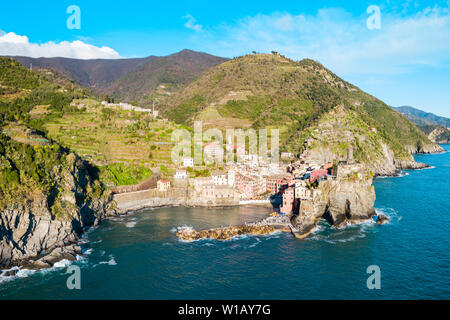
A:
[
  {"left": 183, "top": 14, "right": 203, "bottom": 31},
  {"left": 196, "top": 5, "right": 450, "bottom": 76},
  {"left": 0, "top": 32, "right": 121, "bottom": 59}
]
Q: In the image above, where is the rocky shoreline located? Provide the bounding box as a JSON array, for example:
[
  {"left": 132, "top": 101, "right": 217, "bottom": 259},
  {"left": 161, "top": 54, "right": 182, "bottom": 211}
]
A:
[
  {"left": 176, "top": 212, "right": 390, "bottom": 242},
  {"left": 0, "top": 194, "right": 114, "bottom": 272}
]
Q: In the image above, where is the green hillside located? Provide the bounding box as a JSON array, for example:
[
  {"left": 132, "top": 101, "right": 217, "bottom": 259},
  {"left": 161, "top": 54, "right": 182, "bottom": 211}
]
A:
[
  {"left": 162, "top": 53, "right": 437, "bottom": 164},
  {"left": 0, "top": 58, "right": 105, "bottom": 217},
  {"left": 0, "top": 57, "right": 185, "bottom": 190}
]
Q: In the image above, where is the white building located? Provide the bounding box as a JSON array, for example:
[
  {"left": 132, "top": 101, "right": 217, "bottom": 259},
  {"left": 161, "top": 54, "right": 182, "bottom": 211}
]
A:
[
  {"left": 174, "top": 170, "right": 187, "bottom": 179},
  {"left": 295, "top": 180, "right": 310, "bottom": 200},
  {"left": 211, "top": 171, "right": 228, "bottom": 185},
  {"left": 294, "top": 180, "right": 322, "bottom": 200},
  {"left": 281, "top": 152, "right": 294, "bottom": 160},
  {"left": 191, "top": 177, "right": 213, "bottom": 191},
  {"left": 183, "top": 157, "right": 194, "bottom": 168}
]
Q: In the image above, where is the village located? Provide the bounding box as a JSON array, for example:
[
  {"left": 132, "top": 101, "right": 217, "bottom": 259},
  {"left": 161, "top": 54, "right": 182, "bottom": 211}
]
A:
[{"left": 112, "top": 140, "right": 361, "bottom": 216}]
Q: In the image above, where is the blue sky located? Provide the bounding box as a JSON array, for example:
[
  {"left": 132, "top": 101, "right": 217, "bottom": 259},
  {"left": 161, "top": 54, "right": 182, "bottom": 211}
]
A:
[{"left": 1, "top": 0, "right": 450, "bottom": 117}]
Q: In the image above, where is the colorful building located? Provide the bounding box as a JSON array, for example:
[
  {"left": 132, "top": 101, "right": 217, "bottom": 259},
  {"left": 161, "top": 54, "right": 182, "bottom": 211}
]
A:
[
  {"left": 266, "top": 174, "right": 293, "bottom": 193},
  {"left": 310, "top": 169, "right": 328, "bottom": 182},
  {"left": 280, "top": 187, "right": 295, "bottom": 214},
  {"left": 157, "top": 179, "right": 171, "bottom": 192}
]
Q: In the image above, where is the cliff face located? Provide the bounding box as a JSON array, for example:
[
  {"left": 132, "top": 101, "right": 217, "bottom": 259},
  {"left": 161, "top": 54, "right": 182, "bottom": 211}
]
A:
[
  {"left": 404, "top": 143, "right": 444, "bottom": 154},
  {"left": 426, "top": 127, "right": 450, "bottom": 145},
  {"left": 0, "top": 193, "right": 111, "bottom": 270},
  {"left": 292, "top": 164, "right": 376, "bottom": 237},
  {"left": 0, "top": 152, "right": 112, "bottom": 269}
]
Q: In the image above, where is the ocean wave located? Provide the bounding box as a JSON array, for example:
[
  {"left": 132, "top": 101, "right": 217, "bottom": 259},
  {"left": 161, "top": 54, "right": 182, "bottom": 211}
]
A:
[
  {"left": 174, "top": 225, "right": 194, "bottom": 232},
  {"left": 248, "top": 238, "right": 262, "bottom": 248},
  {"left": 0, "top": 258, "right": 76, "bottom": 284},
  {"left": 306, "top": 217, "right": 376, "bottom": 243},
  {"left": 98, "top": 255, "right": 117, "bottom": 266},
  {"left": 375, "top": 207, "right": 401, "bottom": 223},
  {"left": 125, "top": 221, "right": 137, "bottom": 228},
  {"left": 83, "top": 248, "right": 93, "bottom": 255},
  {"left": 415, "top": 166, "right": 435, "bottom": 171}
]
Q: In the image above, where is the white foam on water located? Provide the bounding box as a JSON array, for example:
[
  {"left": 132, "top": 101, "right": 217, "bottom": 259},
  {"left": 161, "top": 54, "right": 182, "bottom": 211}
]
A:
[
  {"left": 375, "top": 207, "right": 401, "bottom": 223},
  {"left": 0, "top": 258, "right": 78, "bottom": 284},
  {"left": 76, "top": 254, "right": 88, "bottom": 264},
  {"left": 416, "top": 166, "right": 435, "bottom": 171},
  {"left": 306, "top": 216, "right": 379, "bottom": 243},
  {"left": 98, "top": 255, "right": 117, "bottom": 266},
  {"left": 125, "top": 221, "right": 137, "bottom": 228},
  {"left": 52, "top": 259, "right": 72, "bottom": 269},
  {"left": 248, "top": 238, "right": 262, "bottom": 248},
  {"left": 0, "top": 267, "right": 21, "bottom": 284},
  {"left": 83, "top": 248, "right": 93, "bottom": 255}
]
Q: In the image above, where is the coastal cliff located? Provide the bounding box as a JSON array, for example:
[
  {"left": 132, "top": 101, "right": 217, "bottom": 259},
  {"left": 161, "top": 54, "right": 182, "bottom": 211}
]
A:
[
  {"left": 290, "top": 164, "right": 377, "bottom": 238},
  {"left": 0, "top": 145, "right": 112, "bottom": 270},
  {"left": 301, "top": 105, "right": 440, "bottom": 177}
]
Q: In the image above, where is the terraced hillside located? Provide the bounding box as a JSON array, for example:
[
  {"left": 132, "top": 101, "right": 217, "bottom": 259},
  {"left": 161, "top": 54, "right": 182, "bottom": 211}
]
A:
[{"left": 0, "top": 57, "right": 183, "bottom": 190}]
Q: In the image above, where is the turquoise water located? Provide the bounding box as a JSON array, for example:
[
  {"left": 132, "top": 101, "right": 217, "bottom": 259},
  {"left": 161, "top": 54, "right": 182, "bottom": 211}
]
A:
[{"left": 1, "top": 145, "right": 449, "bottom": 299}]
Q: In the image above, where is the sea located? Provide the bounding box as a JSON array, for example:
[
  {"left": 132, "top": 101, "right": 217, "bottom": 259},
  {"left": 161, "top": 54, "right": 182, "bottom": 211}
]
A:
[{"left": 1, "top": 145, "right": 449, "bottom": 299}]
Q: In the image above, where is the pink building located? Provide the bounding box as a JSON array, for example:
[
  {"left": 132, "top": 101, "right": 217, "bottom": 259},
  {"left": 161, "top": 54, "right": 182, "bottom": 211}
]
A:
[
  {"left": 235, "top": 173, "right": 265, "bottom": 199},
  {"left": 266, "top": 174, "right": 293, "bottom": 194},
  {"left": 280, "top": 187, "right": 295, "bottom": 215},
  {"left": 310, "top": 169, "right": 328, "bottom": 182}
]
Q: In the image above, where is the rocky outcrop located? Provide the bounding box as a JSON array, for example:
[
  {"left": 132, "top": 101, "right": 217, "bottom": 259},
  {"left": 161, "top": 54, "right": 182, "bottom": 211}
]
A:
[
  {"left": 427, "top": 127, "right": 450, "bottom": 144},
  {"left": 176, "top": 225, "right": 278, "bottom": 241},
  {"left": 0, "top": 197, "right": 111, "bottom": 269},
  {"left": 376, "top": 214, "right": 389, "bottom": 225},
  {"left": 404, "top": 143, "right": 444, "bottom": 154},
  {"left": 291, "top": 164, "right": 376, "bottom": 238},
  {"left": 0, "top": 153, "right": 113, "bottom": 270},
  {"left": 176, "top": 215, "right": 291, "bottom": 241}
]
